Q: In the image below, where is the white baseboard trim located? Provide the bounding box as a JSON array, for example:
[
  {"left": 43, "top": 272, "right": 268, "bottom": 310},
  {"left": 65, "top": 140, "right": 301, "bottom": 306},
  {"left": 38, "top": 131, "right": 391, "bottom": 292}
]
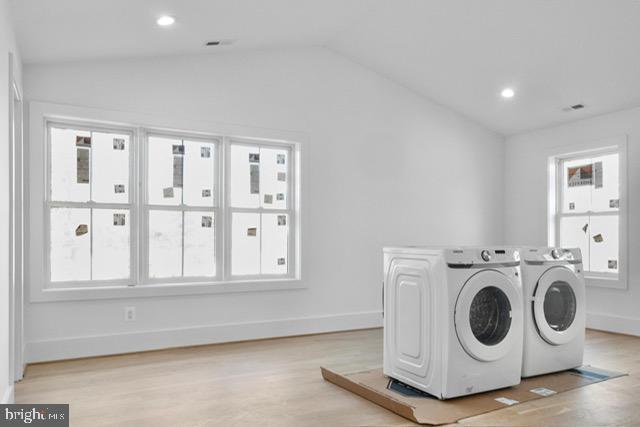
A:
[
  {"left": 587, "top": 312, "right": 640, "bottom": 336},
  {"left": 26, "top": 311, "right": 383, "bottom": 363},
  {"left": 1, "top": 385, "right": 15, "bottom": 404}
]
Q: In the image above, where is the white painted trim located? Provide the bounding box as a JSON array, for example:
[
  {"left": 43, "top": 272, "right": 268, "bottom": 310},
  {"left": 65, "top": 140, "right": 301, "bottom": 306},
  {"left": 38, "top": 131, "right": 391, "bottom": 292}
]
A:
[
  {"left": 1, "top": 385, "right": 15, "bottom": 404},
  {"left": 587, "top": 312, "right": 640, "bottom": 337},
  {"left": 26, "top": 311, "right": 383, "bottom": 363}
]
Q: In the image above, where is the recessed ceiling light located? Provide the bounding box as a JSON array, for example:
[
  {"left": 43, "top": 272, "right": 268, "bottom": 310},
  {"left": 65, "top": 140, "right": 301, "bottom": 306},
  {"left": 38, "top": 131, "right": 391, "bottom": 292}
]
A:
[
  {"left": 501, "top": 88, "right": 515, "bottom": 99},
  {"left": 157, "top": 15, "right": 175, "bottom": 27}
]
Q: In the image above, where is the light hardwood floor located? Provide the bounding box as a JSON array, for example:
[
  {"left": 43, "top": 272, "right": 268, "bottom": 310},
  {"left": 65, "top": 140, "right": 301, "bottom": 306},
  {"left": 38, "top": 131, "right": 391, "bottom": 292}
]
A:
[{"left": 15, "top": 329, "right": 640, "bottom": 426}]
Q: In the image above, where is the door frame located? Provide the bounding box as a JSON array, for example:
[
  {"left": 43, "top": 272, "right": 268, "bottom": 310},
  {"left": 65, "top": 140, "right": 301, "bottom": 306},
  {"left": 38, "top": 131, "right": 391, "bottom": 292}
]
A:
[{"left": 8, "top": 51, "right": 25, "bottom": 382}]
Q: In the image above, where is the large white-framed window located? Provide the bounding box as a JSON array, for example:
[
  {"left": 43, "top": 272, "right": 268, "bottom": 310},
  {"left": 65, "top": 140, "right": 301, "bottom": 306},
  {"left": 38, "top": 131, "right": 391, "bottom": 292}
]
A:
[
  {"left": 549, "top": 138, "right": 628, "bottom": 289},
  {"left": 45, "top": 120, "right": 136, "bottom": 288},
  {"left": 33, "top": 101, "right": 303, "bottom": 301}
]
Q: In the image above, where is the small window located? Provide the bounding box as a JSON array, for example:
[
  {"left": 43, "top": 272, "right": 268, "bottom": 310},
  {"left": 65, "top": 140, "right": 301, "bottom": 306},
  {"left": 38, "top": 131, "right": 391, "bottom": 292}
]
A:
[
  {"left": 47, "top": 123, "right": 133, "bottom": 284},
  {"left": 229, "top": 142, "right": 292, "bottom": 277},
  {"left": 146, "top": 134, "right": 218, "bottom": 280},
  {"left": 555, "top": 150, "right": 622, "bottom": 279}
]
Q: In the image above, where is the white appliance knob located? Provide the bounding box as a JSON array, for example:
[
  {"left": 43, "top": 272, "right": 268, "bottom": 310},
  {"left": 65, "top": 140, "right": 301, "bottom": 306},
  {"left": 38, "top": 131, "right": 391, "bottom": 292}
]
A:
[
  {"left": 481, "top": 250, "right": 491, "bottom": 262},
  {"left": 551, "top": 248, "right": 560, "bottom": 259}
]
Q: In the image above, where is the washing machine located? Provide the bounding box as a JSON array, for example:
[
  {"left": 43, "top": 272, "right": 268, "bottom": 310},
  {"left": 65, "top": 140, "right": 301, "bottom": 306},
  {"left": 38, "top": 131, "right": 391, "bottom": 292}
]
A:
[
  {"left": 521, "top": 247, "right": 585, "bottom": 378},
  {"left": 383, "top": 246, "right": 523, "bottom": 399}
]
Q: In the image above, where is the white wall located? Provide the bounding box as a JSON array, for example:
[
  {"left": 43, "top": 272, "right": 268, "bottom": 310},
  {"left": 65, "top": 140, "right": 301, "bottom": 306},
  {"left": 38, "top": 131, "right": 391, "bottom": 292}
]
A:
[
  {"left": 0, "top": 0, "right": 21, "bottom": 404},
  {"left": 505, "top": 107, "right": 640, "bottom": 335},
  {"left": 24, "top": 47, "right": 505, "bottom": 362}
]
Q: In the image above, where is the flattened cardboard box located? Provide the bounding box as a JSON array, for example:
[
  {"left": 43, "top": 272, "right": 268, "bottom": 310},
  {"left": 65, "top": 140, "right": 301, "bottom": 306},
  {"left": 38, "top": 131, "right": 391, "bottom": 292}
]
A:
[{"left": 321, "top": 366, "right": 625, "bottom": 426}]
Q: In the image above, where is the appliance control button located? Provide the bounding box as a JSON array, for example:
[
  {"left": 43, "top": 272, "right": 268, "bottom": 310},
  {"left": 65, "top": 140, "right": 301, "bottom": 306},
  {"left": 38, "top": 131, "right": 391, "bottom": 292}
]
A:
[
  {"left": 481, "top": 250, "right": 491, "bottom": 262},
  {"left": 551, "top": 248, "right": 560, "bottom": 259}
]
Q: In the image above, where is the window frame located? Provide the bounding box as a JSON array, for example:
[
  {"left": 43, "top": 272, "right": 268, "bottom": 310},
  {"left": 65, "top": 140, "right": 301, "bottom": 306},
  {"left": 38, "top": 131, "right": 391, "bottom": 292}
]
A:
[
  {"left": 44, "top": 119, "right": 138, "bottom": 289},
  {"left": 31, "top": 101, "right": 304, "bottom": 302},
  {"left": 548, "top": 137, "right": 628, "bottom": 290},
  {"left": 225, "top": 138, "right": 297, "bottom": 281}
]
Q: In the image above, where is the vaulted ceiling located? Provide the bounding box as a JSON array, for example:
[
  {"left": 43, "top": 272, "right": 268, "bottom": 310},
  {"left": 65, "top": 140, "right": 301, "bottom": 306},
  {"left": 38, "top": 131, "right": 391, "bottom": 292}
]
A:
[{"left": 10, "top": 0, "right": 640, "bottom": 134}]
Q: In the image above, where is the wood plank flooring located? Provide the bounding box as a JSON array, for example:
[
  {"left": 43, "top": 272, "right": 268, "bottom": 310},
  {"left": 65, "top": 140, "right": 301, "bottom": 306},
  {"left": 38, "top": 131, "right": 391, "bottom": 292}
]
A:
[{"left": 15, "top": 329, "right": 640, "bottom": 426}]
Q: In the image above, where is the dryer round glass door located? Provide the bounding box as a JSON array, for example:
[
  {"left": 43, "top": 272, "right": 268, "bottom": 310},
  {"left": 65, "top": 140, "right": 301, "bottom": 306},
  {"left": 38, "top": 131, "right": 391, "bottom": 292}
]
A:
[
  {"left": 533, "top": 267, "right": 584, "bottom": 345},
  {"left": 455, "top": 270, "right": 522, "bottom": 362}
]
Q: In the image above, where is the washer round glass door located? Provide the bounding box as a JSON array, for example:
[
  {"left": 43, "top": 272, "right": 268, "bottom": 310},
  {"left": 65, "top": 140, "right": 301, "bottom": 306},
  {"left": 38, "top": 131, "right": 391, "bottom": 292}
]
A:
[
  {"left": 455, "top": 270, "right": 522, "bottom": 362},
  {"left": 533, "top": 267, "right": 584, "bottom": 345}
]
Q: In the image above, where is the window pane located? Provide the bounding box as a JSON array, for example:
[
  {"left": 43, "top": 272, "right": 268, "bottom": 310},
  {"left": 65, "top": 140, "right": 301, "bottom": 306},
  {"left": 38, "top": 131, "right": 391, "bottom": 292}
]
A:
[
  {"left": 50, "top": 127, "right": 91, "bottom": 202},
  {"left": 149, "top": 210, "right": 182, "bottom": 278},
  {"left": 148, "top": 136, "right": 182, "bottom": 206},
  {"left": 591, "top": 153, "right": 619, "bottom": 212},
  {"left": 92, "top": 131, "right": 130, "bottom": 203},
  {"left": 230, "top": 144, "right": 260, "bottom": 208},
  {"left": 232, "top": 212, "right": 260, "bottom": 275},
  {"left": 50, "top": 208, "right": 91, "bottom": 282},
  {"left": 562, "top": 157, "right": 592, "bottom": 213},
  {"left": 92, "top": 209, "right": 130, "bottom": 280},
  {"left": 260, "top": 147, "right": 288, "bottom": 210},
  {"left": 261, "top": 213, "right": 288, "bottom": 274},
  {"left": 559, "top": 216, "right": 590, "bottom": 269},
  {"left": 183, "top": 140, "right": 215, "bottom": 207},
  {"left": 589, "top": 215, "right": 618, "bottom": 273},
  {"left": 184, "top": 211, "right": 215, "bottom": 277}
]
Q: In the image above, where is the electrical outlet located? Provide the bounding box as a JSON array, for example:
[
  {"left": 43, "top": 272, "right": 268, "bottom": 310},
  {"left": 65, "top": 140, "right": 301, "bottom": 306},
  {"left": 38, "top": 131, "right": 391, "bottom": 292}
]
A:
[{"left": 124, "top": 306, "right": 136, "bottom": 321}]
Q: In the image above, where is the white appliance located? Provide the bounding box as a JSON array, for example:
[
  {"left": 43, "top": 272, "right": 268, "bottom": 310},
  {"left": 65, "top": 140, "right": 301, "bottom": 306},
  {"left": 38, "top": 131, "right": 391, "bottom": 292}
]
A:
[
  {"left": 521, "top": 247, "right": 585, "bottom": 378},
  {"left": 383, "top": 247, "right": 523, "bottom": 399}
]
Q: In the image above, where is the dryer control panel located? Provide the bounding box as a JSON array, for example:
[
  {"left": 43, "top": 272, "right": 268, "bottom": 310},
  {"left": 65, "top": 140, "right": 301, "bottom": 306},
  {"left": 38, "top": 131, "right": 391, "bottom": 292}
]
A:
[{"left": 522, "top": 247, "right": 582, "bottom": 264}]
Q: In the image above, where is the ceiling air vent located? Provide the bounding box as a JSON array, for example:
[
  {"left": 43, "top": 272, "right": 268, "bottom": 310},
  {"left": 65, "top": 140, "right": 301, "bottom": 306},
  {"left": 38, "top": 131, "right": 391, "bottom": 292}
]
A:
[
  {"left": 562, "top": 104, "right": 586, "bottom": 112},
  {"left": 204, "top": 39, "right": 234, "bottom": 47}
]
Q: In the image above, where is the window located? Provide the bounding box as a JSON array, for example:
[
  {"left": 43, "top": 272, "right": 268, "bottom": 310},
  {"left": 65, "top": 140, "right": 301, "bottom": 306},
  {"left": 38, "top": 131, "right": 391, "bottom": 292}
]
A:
[
  {"left": 47, "top": 123, "right": 134, "bottom": 285},
  {"left": 553, "top": 147, "right": 626, "bottom": 287},
  {"left": 44, "top": 118, "right": 299, "bottom": 292},
  {"left": 145, "top": 134, "right": 219, "bottom": 281},
  {"left": 228, "top": 142, "right": 293, "bottom": 277}
]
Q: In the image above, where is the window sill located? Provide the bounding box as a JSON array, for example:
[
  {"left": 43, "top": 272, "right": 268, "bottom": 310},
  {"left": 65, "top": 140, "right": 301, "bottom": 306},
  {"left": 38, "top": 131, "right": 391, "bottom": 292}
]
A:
[
  {"left": 31, "top": 278, "right": 305, "bottom": 302},
  {"left": 585, "top": 275, "right": 627, "bottom": 290}
]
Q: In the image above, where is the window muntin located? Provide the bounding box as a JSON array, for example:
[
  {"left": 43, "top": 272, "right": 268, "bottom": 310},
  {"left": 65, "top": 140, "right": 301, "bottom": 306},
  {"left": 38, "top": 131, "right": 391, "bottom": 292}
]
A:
[
  {"left": 228, "top": 142, "right": 292, "bottom": 277},
  {"left": 557, "top": 152, "right": 619, "bottom": 275},
  {"left": 47, "top": 123, "right": 133, "bottom": 284}
]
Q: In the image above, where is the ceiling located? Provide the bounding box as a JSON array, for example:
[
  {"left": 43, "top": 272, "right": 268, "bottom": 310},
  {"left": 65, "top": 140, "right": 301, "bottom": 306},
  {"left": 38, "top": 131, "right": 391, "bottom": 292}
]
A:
[{"left": 10, "top": 0, "right": 640, "bottom": 134}]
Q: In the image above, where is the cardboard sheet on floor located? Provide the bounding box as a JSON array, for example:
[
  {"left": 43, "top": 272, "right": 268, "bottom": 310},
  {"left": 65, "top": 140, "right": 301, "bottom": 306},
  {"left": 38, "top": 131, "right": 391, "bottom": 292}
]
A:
[{"left": 321, "top": 366, "right": 625, "bottom": 426}]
